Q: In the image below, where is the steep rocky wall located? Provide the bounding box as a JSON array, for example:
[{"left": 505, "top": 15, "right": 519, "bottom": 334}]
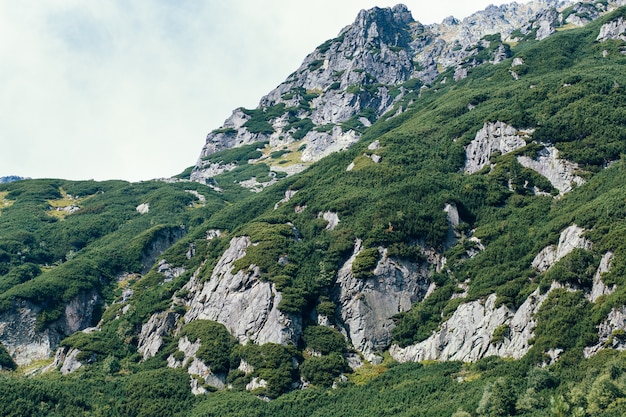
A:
[
  {"left": 390, "top": 288, "right": 551, "bottom": 363},
  {"left": 531, "top": 225, "right": 592, "bottom": 272},
  {"left": 584, "top": 306, "right": 626, "bottom": 357},
  {"left": 517, "top": 146, "right": 585, "bottom": 195},
  {"left": 191, "top": 2, "right": 560, "bottom": 183},
  {"left": 464, "top": 122, "right": 528, "bottom": 174},
  {"left": 184, "top": 236, "right": 302, "bottom": 346},
  {"left": 0, "top": 290, "right": 101, "bottom": 366},
  {"left": 333, "top": 239, "right": 431, "bottom": 361}
]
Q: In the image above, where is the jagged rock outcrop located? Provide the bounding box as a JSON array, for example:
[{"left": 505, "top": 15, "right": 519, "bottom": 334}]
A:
[
  {"left": 563, "top": 2, "right": 605, "bottom": 27},
  {"left": 190, "top": 2, "right": 567, "bottom": 184},
  {"left": 390, "top": 287, "right": 552, "bottom": 363},
  {"left": 589, "top": 252, "right": 616, "bottom": 302},
  {"left": 517, "top": 146, "right": 585, "bottom": 195},
  {"left": 319, "top": 211, "right": 340, "bottom": 231},
  {"left": 0, "top": 291, "right": 101, "bottom": 366},
  {"left": 333, "top": 239, "right": 431, "bottom": 361},
  {"left": 597, "top": 16, "right": 626, "bottom": 41},
  {"left": 531, "top": 8, "right": 558, "bottom": 40},
  {"left": 464, "top": 122, "right": 529, "bottom": 174},
  {"left": 58, "top": 348, "right": 84, "bottom": 375},
  {"left": 584, "top": 306, "right": 626, "bottom": 357},
  {"left": 167, "top": 336, "right": 226, "bottom": 394},
  {"left": 137, "top": 311, "right": 180, "bottom": 360},
  {"left": 184, "top": 236, "right": 302, "bottom": 345},
  {"left": 531, "top": 225, "right": 592, "bottom": 272}
]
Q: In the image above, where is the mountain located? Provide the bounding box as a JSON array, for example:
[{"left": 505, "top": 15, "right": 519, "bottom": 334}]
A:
[
  {"left": 0, "top": 176, "right": 25, "bottom": 184},
  {"left": 2, "top": 1, "right": 626, "bottom": 416}
]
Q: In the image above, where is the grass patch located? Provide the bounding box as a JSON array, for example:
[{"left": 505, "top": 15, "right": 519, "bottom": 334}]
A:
[
  {"left": 47, "top": 187, "right": 91, "bottom": 220},
  {"left": 0, "top": 191, "right": 14, "bottom": 214},
  {"left": 348, "top": 353, "right": 394, "bottom": 385},
  {"left": 556, "top": 23, "right": 580, "bottom": 31},
  {"left": 348, "top": 155, "right": 374, "bottom": 171}
]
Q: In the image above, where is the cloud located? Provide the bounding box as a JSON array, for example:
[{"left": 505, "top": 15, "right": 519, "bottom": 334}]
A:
[{"left": 0, "top": 1, "right": 531, "bottom": 181}]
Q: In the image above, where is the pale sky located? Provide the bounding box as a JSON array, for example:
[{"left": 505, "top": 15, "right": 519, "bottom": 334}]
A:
[{"left": 0, "top": 1, "right": 532, "bottom": 181}]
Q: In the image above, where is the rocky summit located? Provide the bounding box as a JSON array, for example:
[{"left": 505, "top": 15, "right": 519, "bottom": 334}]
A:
[{"left": 3, "top": 1, "right": 626, "bottom": 416}]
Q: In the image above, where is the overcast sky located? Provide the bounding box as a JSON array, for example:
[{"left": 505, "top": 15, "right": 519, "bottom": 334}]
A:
[{"left": 1, "top": 1, "right": 532, "bottom": 182}]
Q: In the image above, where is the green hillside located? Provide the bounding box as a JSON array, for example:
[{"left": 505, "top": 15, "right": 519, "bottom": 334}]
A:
[{"left": 1, "top": 6, "right": 626, "bottom": 416}]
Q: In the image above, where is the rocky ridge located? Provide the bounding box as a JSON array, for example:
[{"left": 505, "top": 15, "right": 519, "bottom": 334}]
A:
[{"left": 191, "top": 1, "right": 624, "bottom": 186}]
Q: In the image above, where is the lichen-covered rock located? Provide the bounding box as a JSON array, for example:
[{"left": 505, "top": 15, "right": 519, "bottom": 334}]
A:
[
  {"left": 517, "top": 146, "right": 585, "bottom": 195},
  {"left": 390, "top": 287, "right": 551, "bottom": 363},
  {"left": 531, "top": 225, "right": 592, "bottom": 272},
  {"left": 334, "top": 240, "right": 430, "bottom": 361},
  {"left": 184, "top": 236, "right": 301, "bottom": 346},
  {"left": 464, "top": 122, "right": 528, "bottom": 174}
]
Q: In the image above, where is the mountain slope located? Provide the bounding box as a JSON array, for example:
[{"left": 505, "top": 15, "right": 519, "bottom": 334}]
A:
[{"left": 2, "top": 2, "right": 626, "bottom": 416}]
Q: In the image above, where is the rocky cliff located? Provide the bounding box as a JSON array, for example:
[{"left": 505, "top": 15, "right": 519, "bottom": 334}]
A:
[
  {"left": 190, "top": 1, "right": 584, "bottom": 185},
  {"left": 331, "top": 240, "right": 431, "bottom": 362},
  {"left": 0, "top": 291, "right": 100, "bottom": 366},
  {"left": 184, "top": 236, "right": 302, "bottom": 346}
]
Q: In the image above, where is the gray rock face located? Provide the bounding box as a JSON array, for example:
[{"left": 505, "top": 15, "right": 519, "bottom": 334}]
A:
[
  {"left": 59, "top": 348, "right": 83, "bottom": 375},
  {"left": 444, "top": 203, "right": 461, "bottom": 248},
  {"left": 140, "top": 226, "right": 187, "bottom": 274},
  {"left": 589, "top": 252, "right": 615, "bottom": 303},
  {"left": 190, "top": 2, "right": 566, "bottom": 183},
  {"left": 137, "top": 311, "right": 180, "bottom": 360},
  {"left": 184, "top": 236, "right": 302, "bottom": 346},
  {"left": 390, "top": 287, "right": 551, "bottom": 363},
  {"left": 464, "top": 122, "right": 529, "bottom": 174},
  {"left": 334, "top": 240, "right": 430, "bottom": 361},
  {"left": 563, "top": 2, "right": 604, "bottom": 27},
  {"left": 584, "top": 306, "right": 626, "bottom": 357},
  {"left": 532, "top": 8, "right": 558, "bottom": 40},
  {"left": 0, "top": 290, "right": 101, "bottom": 366},
  {"left": 274, "top": 189, "right": 298, "bottom": 210},
  {"left": 597, "top": 16, "right": 626, "bottom": 41},
  {"left": 517, "top": 146, "right": 585, "bottom": 195},
  {"left": 531, "top": 225, "right": 592, "bottom": 272},
  {"left": 319, "top": 211, "right": 340, "bottom": 231},
  {"left": 167, "top": 336, "right": 226, "bottom": 394}
]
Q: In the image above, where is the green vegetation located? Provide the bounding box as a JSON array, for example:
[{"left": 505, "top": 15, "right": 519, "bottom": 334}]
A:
[
  {"left": 0, "top": 343, "right": 16, "bottom": 370},
  {"left": 2, "top": 351, "right": 624, "bottom": 416},
  {"left": 180, "top": 321, "right": 237, "bottom": 374}
]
